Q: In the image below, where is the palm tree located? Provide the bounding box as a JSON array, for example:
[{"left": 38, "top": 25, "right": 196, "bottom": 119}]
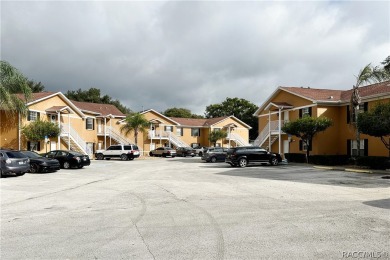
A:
[
  {"left": 0, "top": 61, "right": 32, "bottom": 115},
  {"left": 120, "top": 113, "right": 150, "bottom": 145},
  {"left": 350, "top": 63, "right": 389, "bottom": 157}
]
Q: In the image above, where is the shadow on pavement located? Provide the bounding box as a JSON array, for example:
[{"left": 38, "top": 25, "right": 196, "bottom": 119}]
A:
[
  {"left": 214, "top": 165, "right": 390, "bottom": 189},
  {"left": 363, "top": 198, "right": 390, "bottom": 209}
]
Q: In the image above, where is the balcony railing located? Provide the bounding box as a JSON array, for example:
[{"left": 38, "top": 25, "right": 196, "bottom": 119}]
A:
[{"left": 254, "top": 120, "right": 285, "bottom": 147}]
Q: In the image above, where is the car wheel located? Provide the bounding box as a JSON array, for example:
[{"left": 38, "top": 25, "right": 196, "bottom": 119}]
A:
[
  {"left": 211, "top": 157, "right": 217, "bottom": 163},
  {"left": 120, "top": 154, "right": 128, "bottom": 161},
  {"left": 238, "top": 158, "right": 247, "bottom": 168},
  {"left": 30, "top": 163, "right": 40, "bottom": 173},
  {"left": 199, "top": 152, "right": 203, "bottom": 157},
  {"left": 96, "top": 153, "right": 104, "bottom": 160},
  {"left": 183, "top": 154, "right": 186, "bottom": 157},
  {"left": 63, "top": 161, "right": 71, "bottom": 169},
  {"left": 129, "top": 157, "right": 134, "bottom": 160},
  {"left": 149, "top": 151, "right": 153, "bottom": 156},
  {"left": 270, "top": 157, "right": 279, "bottom": 166},
  {"left": 78, "top": 165, "right": 84, "bottom": 169}
]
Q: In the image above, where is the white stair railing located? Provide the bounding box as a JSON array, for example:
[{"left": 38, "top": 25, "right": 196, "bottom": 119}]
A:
[
  {"left": 169, "top": 133, "right": 189, "bottom": 147},
  {"left": 61, "top": 124, "right": 87, "bottom": 154},
  {"left": 254, "top": 120, "right": 284, "bottom": 147},
  {"left": 228, "top": 133, "right": 250, "bottom": 146},
  {"left": 107, "top": 126, "right": 134, "bottom": 144}
]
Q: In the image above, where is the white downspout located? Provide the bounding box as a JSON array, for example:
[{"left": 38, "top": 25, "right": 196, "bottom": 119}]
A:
[
  {"left": 268, "top": 110, "right": 271, "bottom": 151},
  {"left": 57, "top": 112, "right": 60, "bottom": 150},
  {"left": 110, "top": 118, "right": 112, "bottom": 146},
  {"left": 68, "top": 113, "right": 70, "bottom": 151},
  {"left": 104, "top": 117, "right": 107, "bottom": 150},
  {"left": 278, "top": 107, "right": 282, "bottom": 155}
]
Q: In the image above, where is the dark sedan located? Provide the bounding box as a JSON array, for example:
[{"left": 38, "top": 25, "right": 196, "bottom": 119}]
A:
[
  {"left": 176, "top": 147, "right": 196, "bottom": 157},
  {"left": 20, "top": 150, "right": 60, "bottom": 173},
  {"left": 43, "top": 150, "right": 90, "bottom": 169}
]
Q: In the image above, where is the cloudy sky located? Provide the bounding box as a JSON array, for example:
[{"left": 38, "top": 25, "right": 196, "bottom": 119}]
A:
[{"left": 2, "top": 1, "right": 389, "bottom": 115}]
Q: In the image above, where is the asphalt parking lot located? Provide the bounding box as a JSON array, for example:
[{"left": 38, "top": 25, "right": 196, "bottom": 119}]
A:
[{"left": 1, "top": 157, "right": 389, "bottom": 259}]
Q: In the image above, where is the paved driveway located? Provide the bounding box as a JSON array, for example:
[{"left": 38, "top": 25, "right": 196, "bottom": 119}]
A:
[{"left": 1, "top": 157, "right": 389, "bottom": 259}]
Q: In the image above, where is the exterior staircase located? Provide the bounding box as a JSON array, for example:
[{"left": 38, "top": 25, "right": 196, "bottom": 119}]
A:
[
  {"left": 227, "top": 132, "right": 250, "bottom": 146},
  {"left": 254, "top": 120, "right": 285, "bottom": 150},
  {"left": 107, "top": 126, "right": 135, "bottom": 144},
  {"left": 169, "top": 133, "right": 189, "bottom": 148},
  {"left": 60, "top": 124, "right": 88, "bottom": 154}
]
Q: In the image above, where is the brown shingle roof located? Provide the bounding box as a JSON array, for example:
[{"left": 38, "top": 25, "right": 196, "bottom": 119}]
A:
[
  {"left": 281, "top": 81, "right": 390, "bottom": 102},
  {"left": 169, "top": 116, "right": 229, "bottom": 127},
  {"left": 16, "top": 91, "right": 57, "bottom": 103},
  {"left": 71, "top": 100, "right": 125, "bottom": 117}
]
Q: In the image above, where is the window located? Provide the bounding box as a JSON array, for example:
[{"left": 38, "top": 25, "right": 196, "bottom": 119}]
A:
[
  {"left": 176, "top": 127, "right": 183, "bottom": 136},
  {"left": 299, "top": 140, "right": 312, "bottom": 151},
  {"left": 300, "top": 107, "right": 311, "bottom": 118},
  {"left": 351, "top": 140, "right": 365, "bottom": 156},
  {"left": 86, "top": 118, "right": 94, "bottom": 130},
  {"left": 164, "top": 126, "right": 173, "bottom": 132},
  {"left": 27, "top": 141, "right": 40, "bottom": 151},
  {"left": 347, "top": 103, "right": 368, "bottom": 123},
  {"left": 191, "top": 128, "right": 200, "bottom": 136},
  {"left": 27, "top": 111, "right": 39, "bottom": 121}
]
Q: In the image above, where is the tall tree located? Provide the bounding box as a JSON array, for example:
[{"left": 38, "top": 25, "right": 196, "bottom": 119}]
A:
[
  {"left": 208, "top": 130, "right": 228, "bottom": 147},
  {"left": 357, "top": 102, "right": 390, "bottom": 154},
  {"left": 65, "top": 87, "right": 132, "bottom": 114},
  {"left": 120, "top": 113, "right": 150, "bottom": 145},
  {"left": 205, "top": 97, "right": 258, "bottom": 140},
  {"left": 27, "top": 80, "right": 45, "bottom": 92},
  {"left": 350, "top": 62, "right": 389, "bottom": 158},
  {"left": 0, "top": 61, "right": 32, "bottom": 115},
  {"left": 282, "top": 116, "right": 332, "bottom": 163},
  {"left": 163, "top": 107, "right": 204, "bottom": 118}
]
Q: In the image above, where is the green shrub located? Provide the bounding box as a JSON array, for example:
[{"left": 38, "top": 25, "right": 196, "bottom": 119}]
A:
[
  {"left": 355, "top": 156, "right": 390, "bottom": 170},
  {"left": 284, "top": 153, "right": 306, "bottom": 163},
  {"left": 309, "top": 155, "right": 350, "bottom": 166}
]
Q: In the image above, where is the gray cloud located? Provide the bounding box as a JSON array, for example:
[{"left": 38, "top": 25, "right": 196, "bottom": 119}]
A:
[{"left": 1, "top": 1, "right": 389, "bottom": 115}]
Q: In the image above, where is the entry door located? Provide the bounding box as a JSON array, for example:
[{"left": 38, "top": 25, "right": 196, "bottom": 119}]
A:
[
  {"left": 284, "top": 111, "right": 289, "bottom": 122},
  {"left": 98, "top": 119, "right": 103, "bottom": 134},
  {"left": 283, "top": 140, "right": 289, "bottom": 158},
  {"left": 50, "top": 141, "right": 57, "bottom": 151},
  {"left": 86, "top": 142, "right": 94, "bottom": 158}
]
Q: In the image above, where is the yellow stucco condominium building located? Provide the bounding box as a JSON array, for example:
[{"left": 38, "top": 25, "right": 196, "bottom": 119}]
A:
[
  {"left": 0, "top": 93, "right": 251, "bottom": 157},
  {"left": 254, "top": 81, "right": 390, "bottom": 158}
]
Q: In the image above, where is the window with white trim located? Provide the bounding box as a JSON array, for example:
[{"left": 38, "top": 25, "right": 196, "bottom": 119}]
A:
[
  {"left": 86, "top": 118, "right": 94, "bottom": 130},
  {"left": 164, "top": 126, "right": 173, "bottom": 132},
  {"left": 176, "top": 127, "right": 183, "bottom": 136},
  {"left": 351, "top": 140, "right": 365, "bottom": 156},
  {"left": 302, "top": 108, "right": 310, "bottom": 117},
  {"left": 28, "top": 111, "right": 39, "bottom": 121}
]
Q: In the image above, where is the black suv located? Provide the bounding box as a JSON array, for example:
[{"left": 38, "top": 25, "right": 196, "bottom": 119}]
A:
[{"left": 225, "top": 146, "right": 282, "bottom": 167}]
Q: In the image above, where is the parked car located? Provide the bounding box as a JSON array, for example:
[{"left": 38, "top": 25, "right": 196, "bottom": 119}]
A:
[
  {"left": 176, "top": 147, "right": 196, "bottom": 157},
  {"left": 201, "top": 147, "right": 228, "bottom": 163},
  {"left": 42, "top": 150, "right": 91, "bottom": 169},
  {"left": 225, "top": 146, "right": 282, "bottom": 167},
  {"left": 20, "top": 150, "right": 60, "bottom": 173},
  {"left": 95, "top": 144, "right": 140, "bottom": 161},
  {"left": 149, "top": 147, "right": 177, "bottom": 157},
  {"left": 0, "top": 149, "right": 30, "bottom": 177},
  {"left": 193, "top": 146, "right": 207, "bottom": 156}
]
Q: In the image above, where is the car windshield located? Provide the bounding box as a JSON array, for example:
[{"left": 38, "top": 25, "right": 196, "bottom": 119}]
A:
[
  {"left": 132, "top": 145, "right": 139, "bottom": 150},
  {"left": 21, "top": 151, "right": 41, "bottom": 158},
  {"left": 5, "top": 151, "right": 27, "bottom": 158}
]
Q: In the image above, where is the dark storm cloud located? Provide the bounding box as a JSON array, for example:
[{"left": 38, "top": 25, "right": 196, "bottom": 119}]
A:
[{"left": 1, "top": 1, "right": 389, "bottom": 114}]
